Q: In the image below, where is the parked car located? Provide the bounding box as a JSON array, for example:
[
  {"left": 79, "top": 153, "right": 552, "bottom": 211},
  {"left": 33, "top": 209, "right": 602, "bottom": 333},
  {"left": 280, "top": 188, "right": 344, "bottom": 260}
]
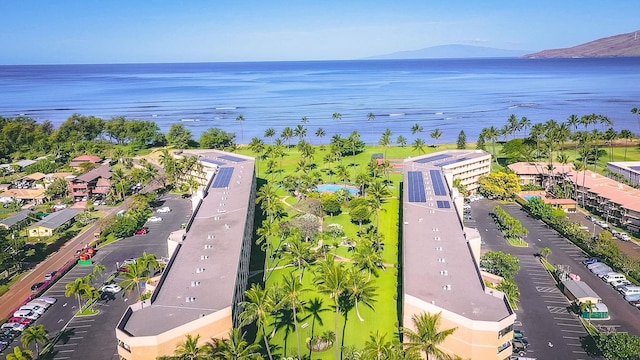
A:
[
  {"left": 583, "top": 257, "right": 601, "bottom": 265},
  {"left": 156, "top": 206, "right": 171, "bottom": 213},
  {"left": 26, "top": 299, "right": 51, "bottom": 309},
  {"left": 101, "top": 284, "right": 122, "bottom": 294},
  {"left": 592, "top": 266, "right": 614, "bottom": 276},
  {"left": 611, "top": 279, "right": 632, "bottom": 288},
  {"left": 7, "top": 317, "right": 32, "bottom": 325},
  {"left": 514, "top": 329, "right": 525, "bottom": 339},
  {"left": 628, "top": 299, "right": 640, "bottom": 307},
  {"left": 615, "top": 281, "right": 633, "bottom": 291},
  {"left": 44, "top": 270, "right": 57, "bottom": 281},
  {"left": 1, "top": 322, "right": 26, "bottom": 332},
  {"left": 36, "top": 296, "right": 57, "bottom": 304},
  {"left": 18, "top": 304, "right": 46, "bottom": 315},
  {"left": 597, "top": 221, "right": 609, "bottom": 228},
  {"left": 30, "top": 282, "right": 45, "bottom": 292},
  {"left": 147, "top": 216, "right": 162, "bottom": 222},
  {"left": 601, "top": 272, "right": 626, "bottom": 283},
  {"left": 512, "top": 339, "right": 529, "bottom": 356},
  {"left": 134, "top": 227, "right": 149, "bottom": 235}
]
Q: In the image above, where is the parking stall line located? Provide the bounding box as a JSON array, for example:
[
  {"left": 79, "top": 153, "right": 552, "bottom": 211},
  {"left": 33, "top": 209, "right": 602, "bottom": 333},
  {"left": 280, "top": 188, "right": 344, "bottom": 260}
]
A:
[
  {"left": 557, "top": 323, "right": 583, "bottom": 327},
  {"left": 572, "top": 350, "right": 587, "bottom": 354},
  {"left": 561, "top": 329, "right": 586, "bottom": 333},
  {"left": 75, "top": 330, "right": 88, "bottom": 333},
  {"left": 554, "top": 316, "right": 576, "bottom": 320},
  {"left": 54, "top": 344, "right": 77, "bottom": 347},
  {"left": 567, "top": 343, "right": 583, "bottom": 347},
  {"left": 69, "top": 324, "right": 92, "bottom": 328},
  {"left": 563, "top": 336, "right": 580, "bottom": 339},
  {"left": 58, "top": 350, "right": 75, "bottom": 353},
  {"left": 70, "top": 337, "right": 84, "bottom": 340},
  {"left": 71, "top": 319, "right": 95, "bottom": 323}
]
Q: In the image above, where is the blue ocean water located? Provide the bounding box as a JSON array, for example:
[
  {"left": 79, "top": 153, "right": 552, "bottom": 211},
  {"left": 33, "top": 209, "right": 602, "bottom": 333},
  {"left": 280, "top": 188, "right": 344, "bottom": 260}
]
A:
[{"left": 1, "top": 58, "right": 639, "bottom": 144}]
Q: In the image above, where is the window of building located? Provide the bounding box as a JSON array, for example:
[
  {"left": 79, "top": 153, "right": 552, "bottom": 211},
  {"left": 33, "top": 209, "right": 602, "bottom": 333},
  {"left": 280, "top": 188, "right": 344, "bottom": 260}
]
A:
[{"left": 498, "top": 324, "right": 513, "bottom": 338}]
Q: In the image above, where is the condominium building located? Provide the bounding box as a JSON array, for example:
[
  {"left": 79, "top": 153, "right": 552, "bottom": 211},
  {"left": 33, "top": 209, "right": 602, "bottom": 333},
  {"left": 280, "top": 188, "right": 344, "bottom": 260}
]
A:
[
  {"left": 607, "top": 162, "right": 640, "bottom": 186},
  {"left": 115, "top": 150, "right": 255, "bottom": 360},
  {"left": 406, "top": 150, "right": 491, "bottom": 194},
  {"left": 403, "top": 151, "right": 516, "bottom": 360},
  {"left": 508, "top": 162, "right": 640, "bottom": 233}
]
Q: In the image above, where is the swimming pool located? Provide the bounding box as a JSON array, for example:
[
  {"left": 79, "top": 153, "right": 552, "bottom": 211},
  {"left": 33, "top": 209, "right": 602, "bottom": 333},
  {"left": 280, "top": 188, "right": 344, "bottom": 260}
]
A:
[
  {"left": 316, "top": 184, "right": 359, "bottom": 195},
  {"left": 524, "top": 195, "right": 541, "bottom": 201}
]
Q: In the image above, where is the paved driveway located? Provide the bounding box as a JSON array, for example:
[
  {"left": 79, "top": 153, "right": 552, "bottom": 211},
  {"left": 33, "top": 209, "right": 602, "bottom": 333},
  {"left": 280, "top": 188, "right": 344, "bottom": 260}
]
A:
[
  {"left": 1, "top": 194, "right": 192, "bottom": 360},
  {"left": 469, "top": 199, "right": 605, "bottom": 360}
]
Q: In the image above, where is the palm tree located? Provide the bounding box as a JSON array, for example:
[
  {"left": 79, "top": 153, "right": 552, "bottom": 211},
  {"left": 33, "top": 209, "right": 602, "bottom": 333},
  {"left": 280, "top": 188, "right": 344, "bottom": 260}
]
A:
[
  {"left": 332, "top": 112, "right": 342, "bottom": 122},
  {"left": 174, "top": 334, "right": 212, "bottom": 360},
  {"left": 353, "top": 242, "right": 383, "bottom": 280},
  {"left": 21, "top": 324, "right": 49, "bottom": 355},
  {"left": 236, "top": 115, "right": 245, "bottom": 144},
  {"left": 620, "top": 129, "right": 634, "bottom": 161},
  {"left": 483, "top": 126, "right": 499, "bottom": 163},
  {"left": 65, "top": 277, "right": 90, "bottom": 311},
  {"left": 139, "top": 251, "right": 163, "bottom": 275},
  {"left": 119, "top": 261, "right": 150, "bottom": 298},
  {"left": 239, "top": 284, "right": 278, "bottom": 360},
  {"left": 208, "top": 328, "right": 262, "bottom": 359},
  {"left": 302, "top": 297, "right": 329, "bottom": 357},
  {"left": 412, "top": 138, "right": 426, "bottom": 154},
  {"left": 519, "top": 116, "right": 531, "bottom": 138},
  {"left": 496, "top": 278, "right": 520, "bottom": 309},
  {"left": 402, "top": 312, "right": 457, "bottom": 360},
  {"left": 280, "top": 272, "right": 307, "bottom": 360},
  {"left": 368, "top": 112, "right": 376, "bottom": 144},
  {"left": 314, "top": 256, "right": 348, "bottom": 360},
  {"left": 346, "top": 266, "right": 378, "bottom": 322},
  {"left": 6, "top": 346, "right": 34, "bottom": 360},
  {"left": 281, "top": 127, "right": 294, "bottom": 148},
  {"left": 540, "top": 247, "right": 552, "bottom": 259},
  {"left": 264, "top": 127, "right": 276, "bottom": 143},
  {"left": 632, "top": 107, "right": 640, "bottom": 131},
  {"left": 580, "top": 300, "right": 597, "bottom": 320},
  {"left": 294, "top": 124, "right": 307, "bottom": 142},
  {"left": 430, "top": 128, "right": 443, "bottom": 148},
  {"left": 397, "top": 135, "right": 407, "bottom": 147},
  {"left": 315, "top": 127, "right": 326, "bottom": 144},
  {"left": 411, "top": 123, "right": 423, "bottom": 135},
  {"left": 361, "top": 331, "right": 392, "bottom": 360},
  {"left": 379, "top": 128, "right": 392, "bottom": 157}
]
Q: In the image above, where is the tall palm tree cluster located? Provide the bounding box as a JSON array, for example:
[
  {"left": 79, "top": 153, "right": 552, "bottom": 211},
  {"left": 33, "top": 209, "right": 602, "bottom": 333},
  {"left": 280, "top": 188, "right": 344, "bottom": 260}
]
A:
[
  {"left": 478, "top": 112, "right": 637, "bottom": 192},
  {"left": 158, "top": 149, "right": 207, "bottom": 194}
]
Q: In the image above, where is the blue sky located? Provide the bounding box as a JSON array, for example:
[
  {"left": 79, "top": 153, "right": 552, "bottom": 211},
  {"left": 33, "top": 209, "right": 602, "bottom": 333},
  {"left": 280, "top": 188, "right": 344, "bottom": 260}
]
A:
[{"left": 1, "top": 1, "right": 638, "bottom": 64}]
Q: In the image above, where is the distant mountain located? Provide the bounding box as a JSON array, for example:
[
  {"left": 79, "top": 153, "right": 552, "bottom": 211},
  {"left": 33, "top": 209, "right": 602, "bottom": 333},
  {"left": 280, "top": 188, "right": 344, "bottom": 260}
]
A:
[
  {"left": 365, "top": 44, "right": 530, "bottom": 60},
  {"left": 524, "top": 30, "right": 640, "bottom": 58}
]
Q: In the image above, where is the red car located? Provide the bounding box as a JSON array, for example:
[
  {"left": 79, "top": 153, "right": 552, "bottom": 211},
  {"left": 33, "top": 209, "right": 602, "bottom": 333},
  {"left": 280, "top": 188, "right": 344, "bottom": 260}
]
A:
[
  {"left": 8, "top": 317, "right": 32, "bottom": 325},
  {"left": 134, "top": 227, "right": 149, "bottom": 235}
]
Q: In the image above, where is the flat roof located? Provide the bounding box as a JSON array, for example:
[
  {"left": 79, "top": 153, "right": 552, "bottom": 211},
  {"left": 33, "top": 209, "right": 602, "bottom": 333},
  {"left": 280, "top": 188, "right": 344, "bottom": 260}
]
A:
[
  {"left": 403, "top": 155, "right": 512, "bottom": 321},
  {"left": 409, "top": 150, "right": 490, "bottom": 169},
  {"left": 122, "top": 150, "right": 254, "bottom": 337},
  {"left": 608, "top": 162, "right": 640, "bottom": 175},
  {"left": 562, "top": 280, "right": 600, "bottom": 300}
]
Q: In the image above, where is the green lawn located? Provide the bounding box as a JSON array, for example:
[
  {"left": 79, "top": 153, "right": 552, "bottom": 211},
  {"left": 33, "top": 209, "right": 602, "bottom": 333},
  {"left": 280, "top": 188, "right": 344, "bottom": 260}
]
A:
[{"left": 236, "top": 140, "right": 640, "bottom": 358}]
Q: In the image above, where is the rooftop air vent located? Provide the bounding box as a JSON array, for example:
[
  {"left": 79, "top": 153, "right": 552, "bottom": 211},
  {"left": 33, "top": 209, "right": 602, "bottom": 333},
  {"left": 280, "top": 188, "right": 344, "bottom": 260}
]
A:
[
  {"left": 191, "top": 281, "right": 201, "bottom": 287},
  {"left": 435, "top": 246, "right": 443, "bottom": 251},
  {"left": 204, "top": 244, "right": 213, "bottom": 249},
  {"left": 196, "top": 268, "right": 205, "bottom": 273},
  {"left": 440, "top": 270, "right": 448, "bottom": 276},
  {"left": 201, "top": 255, "right": 209, "bottom": 260},
  {"left": 438, "top": 258, "right": 445, "bottom": 263},
  {"left": 185, "top": 296, "right": 196, "bottom": 302}
]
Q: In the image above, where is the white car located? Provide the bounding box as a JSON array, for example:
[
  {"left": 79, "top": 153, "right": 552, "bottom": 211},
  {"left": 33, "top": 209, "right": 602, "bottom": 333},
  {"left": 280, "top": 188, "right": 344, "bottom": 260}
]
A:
[
  {"left": 156, "top": 207, "right": 171, "bottom": 213},
  {"left": 36, "top": 296, "right": 57, "bottom": 304},
  {"left": 148, "top": 216, "right": 162, "bottom": 222},
  {"left": 101, "top": 284, "right": 122, "bottom": 293},
  {"left": 1, "top": 322, "right": 26, "bottom": 332}
]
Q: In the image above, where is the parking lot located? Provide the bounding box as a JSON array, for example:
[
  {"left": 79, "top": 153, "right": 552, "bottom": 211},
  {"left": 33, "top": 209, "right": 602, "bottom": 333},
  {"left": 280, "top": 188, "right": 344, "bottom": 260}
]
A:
[
  {"left": 469, "top": 200, "right": 609, "bottom": 360},
  {"left": 1, "top": 194, "right": 191, "bottom": 360}
]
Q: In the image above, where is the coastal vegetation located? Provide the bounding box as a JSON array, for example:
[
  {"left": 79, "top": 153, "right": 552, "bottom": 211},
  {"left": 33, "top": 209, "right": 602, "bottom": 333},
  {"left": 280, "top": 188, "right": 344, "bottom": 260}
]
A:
[{"left": 0, "top": 108, "right": 639, "bottom": 359}]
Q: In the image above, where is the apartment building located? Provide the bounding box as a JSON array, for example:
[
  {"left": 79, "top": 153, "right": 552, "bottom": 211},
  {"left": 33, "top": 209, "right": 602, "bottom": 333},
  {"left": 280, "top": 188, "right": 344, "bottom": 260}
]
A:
[
  {"left": 508, "top": 162, "right": 640, "bottom": 233},
  {"left": 607, "top": 162, "right": 640, "bottom": 186},
  {"left": 403, "top": 152, "right": 516, "bottom": 359},
  {"left": 407, "top": 150, "right": 491, "bottom": 194},
  {"left": 115, "top": 150, "right": 255, "bottom": 360}
]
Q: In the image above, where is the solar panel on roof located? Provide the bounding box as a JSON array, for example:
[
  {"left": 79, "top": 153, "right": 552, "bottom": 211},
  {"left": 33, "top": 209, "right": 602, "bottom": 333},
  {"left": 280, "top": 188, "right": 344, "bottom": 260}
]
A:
[
  {"left": 414, "top": 154, "right": 451, "bottom": 164},
  {"left": 212, "top": 167, "right": 234, "bottom": 188},
  {"left": 202, "top": 158, "right": 226, "bottom": 166},
  {"left": 429, "top": 169, "right": 447, "bottom": 196},
  {"left": 436, "top": 200, "right": 451, "bottom": 209},
  {"left": 407, "top": 171, "right": 426, "bottom": 202},
  {"left": 438, "top": 157, "right": 469, "bottom": 167},
  {"left": 218, "top": 155, "right": 246, "bottom": 162}
]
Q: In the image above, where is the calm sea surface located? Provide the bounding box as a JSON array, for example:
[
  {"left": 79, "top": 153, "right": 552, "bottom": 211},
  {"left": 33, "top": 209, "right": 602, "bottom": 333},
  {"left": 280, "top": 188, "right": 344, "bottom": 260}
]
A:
[{"left": 1, "top": 58, "right": 639, "bottom": 144}]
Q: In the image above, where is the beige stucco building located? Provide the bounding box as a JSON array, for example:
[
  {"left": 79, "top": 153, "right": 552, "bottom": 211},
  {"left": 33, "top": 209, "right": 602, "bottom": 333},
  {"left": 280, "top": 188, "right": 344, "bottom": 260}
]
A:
[
  {"left": 115, "top": 150, "right": 255, "bottom": 360},
  {"left": 403, "top": 151, "right": 516, "bottom": 359}
]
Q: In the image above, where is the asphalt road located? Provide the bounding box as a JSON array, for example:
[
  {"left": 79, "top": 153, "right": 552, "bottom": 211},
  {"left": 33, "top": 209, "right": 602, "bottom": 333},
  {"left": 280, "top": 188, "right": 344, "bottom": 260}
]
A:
[
  {"left": 1, "top": 194, "right": 192, "bottom": 359},
  {"left": 468, "top": 199, "right": 606, "bottom": 360}
]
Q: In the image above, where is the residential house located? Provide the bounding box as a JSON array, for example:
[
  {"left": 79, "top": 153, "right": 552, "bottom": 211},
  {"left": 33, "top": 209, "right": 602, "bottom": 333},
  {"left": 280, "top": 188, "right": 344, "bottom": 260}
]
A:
[
  {"left": 27, "top": 208, "right": 82, "bottom": 238},
  {"left": 69, "top": 165, "right": 112, "bottom": 202}
]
